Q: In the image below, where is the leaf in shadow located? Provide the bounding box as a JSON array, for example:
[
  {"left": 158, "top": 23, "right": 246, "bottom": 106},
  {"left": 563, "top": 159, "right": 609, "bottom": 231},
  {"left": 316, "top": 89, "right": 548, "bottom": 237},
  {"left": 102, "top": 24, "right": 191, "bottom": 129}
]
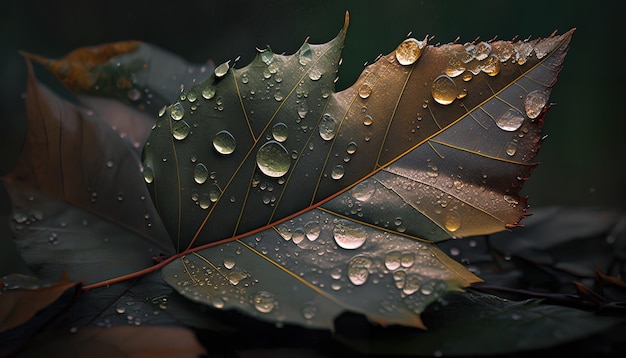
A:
[{"left": 0, "top": 271, "right": 80, "bottom": 333}]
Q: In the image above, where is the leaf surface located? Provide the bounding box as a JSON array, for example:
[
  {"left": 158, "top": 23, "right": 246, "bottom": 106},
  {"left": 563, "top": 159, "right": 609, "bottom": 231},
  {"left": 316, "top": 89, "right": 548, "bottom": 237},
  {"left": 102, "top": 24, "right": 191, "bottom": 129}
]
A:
[{"left": 144, "top": 13, "right": 573, "bottom": 329}]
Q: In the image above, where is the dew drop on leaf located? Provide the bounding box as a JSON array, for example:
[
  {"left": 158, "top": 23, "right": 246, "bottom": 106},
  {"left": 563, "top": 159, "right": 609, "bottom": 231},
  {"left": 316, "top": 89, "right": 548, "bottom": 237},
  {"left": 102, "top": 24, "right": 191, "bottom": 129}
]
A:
[
  {"left": 318, "top": 113, "right": 337, "bottom": 141},
  {"left": 209, "top": 184, "right": 221, "bottom": 202},
  {"left": 351, "top": 180, "right": 375, "bottom": 201},
  {"left": 301, "top": 302, "right": 317, "bottom": 319},
  {"left": 292, "top": 228, "right": 306, "bottom": 244},
  {"left": 495, "top": 108, "right": 525, "bottom": 131},
  {"left": 505, "top": 139, "right": 518, "bottom": 156},
  {"left": 253, "top": 291, "right": 276, "bottom": 313},
  {"left": 347, "top": 255, "right": 372, "bottom": 285},
  {"left": 214, "top": 61, "right": 230, "bottom": 78},
  {"left": 194, "top": 163, "right": 209, "bottom": 184},
  {"left": 272, "top": 122, "right": 289, "bottom": 142},
  {"left": 260, "top": 50, "right": 274, "bottom": 65},
  {"left": 395, "top": 37, "right": 426, "bottom": 65},
  {"left": 308, "top": 68, "right": 322, "bottom": 81},
  {"left": 333, "top": 220, "right": 366, "bottom": 249},
  {"left": 358, "top": 84, "right": 372, "bottom": 99},
  {"left": 304, "top": 221, "right": 321, "bottom": 241},
  {"left": 223, "top": 255, "right": 235, "bottom": 269},
  {"left": 403, "top": 274, "right": 421, "bottom": 295},
  {"left": 346, "top": 141, "right": 357, "bottom": 155},
  {"left": 363, "top": 114, "right": 373, "bottom": 126},
  {"left": 143, "top": 166, "right": 154, "bottom": 183},
  {"left": 202, "top": 86, "right": 216, "bottom": 100},
  {"left": 384, "top": 251, "right": 402, "bottom": 271},
  {"left": 524, "top": 90, "right": 548, "bottom": 119},
  {"left": 170, "top": 102, "right": 184, "bottom": 120},
  {"left": 298, "top": 43, "right": 313, "bottom": 66},
  {"left": 172, "top": 120, "right": 190, "bottom": 140},
  {"left": 444, "top": 210, "right": 461, "bottom": 232},
  {"left": 481, "top": 54, "right": 501, "bottom": 76},
  {"left": 256, "top": 140, "right": 291, "bottom": 177},
  {"left": 431, "top": 74, "right": 458, "bottom": 105},
  {"left": 331, "top": 165, "right": 345, "bottom": 180},
  {"left": 213, "top": 130, "right": 236, "bottom": 155}
]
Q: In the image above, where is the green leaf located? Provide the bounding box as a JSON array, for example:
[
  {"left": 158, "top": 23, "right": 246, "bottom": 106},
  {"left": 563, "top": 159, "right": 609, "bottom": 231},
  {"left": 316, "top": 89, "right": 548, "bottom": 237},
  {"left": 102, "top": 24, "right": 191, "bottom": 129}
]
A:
[{"left": 144, "top": 12, "right": 573, "bottom": 329}]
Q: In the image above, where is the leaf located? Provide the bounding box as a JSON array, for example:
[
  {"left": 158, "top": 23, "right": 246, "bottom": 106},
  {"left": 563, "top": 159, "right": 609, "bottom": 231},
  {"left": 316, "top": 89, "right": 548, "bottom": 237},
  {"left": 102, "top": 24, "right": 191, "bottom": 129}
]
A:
[
  {"left": 143, "top": 13, "right": 573, "bottom": 329},
  {"left": 0, "top": 271, "right": 80, "bottom": 333},
  {"left": 15, "top": 326, "right": 206, "bottom": 358}
]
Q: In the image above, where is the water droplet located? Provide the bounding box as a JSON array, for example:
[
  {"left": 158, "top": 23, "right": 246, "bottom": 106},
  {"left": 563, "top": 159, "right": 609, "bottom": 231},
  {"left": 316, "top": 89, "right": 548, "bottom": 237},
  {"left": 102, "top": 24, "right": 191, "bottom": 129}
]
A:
[
  {"left": 115, "top": 305, "right": 126, "bottom": 314},
  {"left": 395, "top": 37, "right": 426, "bottom": 65},
  {"left": 271, "top": 122, "right": 289, "bottom": 142},
  {"left": 143, "top": 166, "right": 154, "bottom": 183},
  {"left": 482, "top": 54, "right": 501, "bottom": 76},
  {"left": 304, "top": 221, "right": 321, "bottom": 241},
  {"left": 302, "top": 302, "right": 317, "bottom": 319},
  {"left": 127, "top": 88, "right": 141, "bottom": 101},
  {"left": 170, "top": 102, "right": 184, "bottom": 120},
  {"left": 524, "top": 90, "right": 548, "bottom": 119},
  {"left": 194, "top": 163, "right": 209, "bottom": 184},
  {"left": 223, "top": 255, "right": 235, "bottom": 269},
  {"left": 403, "top": 274, "right": 421, "bottom": 295},
  {"left": 444, "top": 210, "right": 461, "bottom": 232},
  {"left": 401, "top": 253, "right": 415, "bottom": 268},
  {"left": 495, "top": 108, "right": 525, "bottom": 131},
  {"left": 308, "top": 68, "right": 322, "bottom": 81},
  {"left": 351, "top": 180, "right": 375, "bottom": 201},
  {"left": 504, "top": 194, "right": 519, "bottom": 206},
  {"left": 256, "top": 141, "right": 291, "bottom": 177},
  {"left": 333, "top": 220, "right": 366, "bottom": 249},
  {"left": 318, "top": 113, "right": 337, "bottom": 141},
  {"left": 505, "top": 139, "right": 518, "bottom": 156},
  {"left": 331, "top": 165, "right": 345, "bottom": 180},
  {"left": 363, "top": 115, "right": 373, "bottom": 126},
  {"left": 298, "top": 43, "right": 313, "bottom": 66},
  {"left": 202, "top": 86, "right": 216, "bottom": 100},
  {"left": 431, "top": 75, "right": 458, "bottom": 105},
  {"left": 348, "top": 256, "right": 372, "bottom": 285},
  {"left": 214, "top": 61, "right": 230, "bottom": 78},
  {"left": 248, "top": 291, "right": 277, "bottom": 315},
  {"left": 346, "top": 141, "right": 357, "bottom": 155},
  {"left": 462, "top": 72, "right": 473, "bottom": 82},
  {"left": 274, "top": 91, "right": 284, "bottom": 101},
  {"left": 260, "top": 50, "right": 274, "bottom": 65},
  {"left": 358, "top": 84, "right": 371, "bottom": 99},
  {"left": 209, "top": 184, "right": 221, "bottom": 202},
  {"left": 172, "top": 120, "right": 190, "bottom": 140},
  {"left": 474, "top": 41, "right": 492, "bottom": 61},
  {"left": 213, "top": 130, "right": 236, "bottom": 155},
  {"left": 297, "top": 104, "right": 308, "bottom": 119},
  {"left": 292, "top": 228, "right": 306, "bottom": 244},
  {"left": 384, "top": 251, "right": 402, "bottom": 271}
]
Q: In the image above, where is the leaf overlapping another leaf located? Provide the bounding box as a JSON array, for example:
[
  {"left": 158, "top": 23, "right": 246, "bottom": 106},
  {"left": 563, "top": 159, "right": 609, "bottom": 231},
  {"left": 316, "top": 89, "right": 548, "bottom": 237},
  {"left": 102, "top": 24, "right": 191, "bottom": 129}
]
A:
[{"left": 142, "top": 13, "right": 573, "bottom": 329}]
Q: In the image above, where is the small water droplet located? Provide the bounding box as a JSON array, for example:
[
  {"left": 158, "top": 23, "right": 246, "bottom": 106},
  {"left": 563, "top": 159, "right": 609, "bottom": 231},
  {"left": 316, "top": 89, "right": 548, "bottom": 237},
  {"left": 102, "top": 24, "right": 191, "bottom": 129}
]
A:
[
  {"left": 172, "top": 120, "right": 190, "bottom": 140},
  {"left": 333, "top": 220, "right": 366, "bottom": 249},
  {"left": 298, "top": 43, "right": 313, "bottom": 66},
  {"left": 170, "top": 102, "right": 184, "bottom": 120},
  {"left": 348, "top": 256, "right": 372, "bottom": 285},
  {"left": 331, "top": 165, "right": 345, "bottom": 180},
  {"left": 363, "top": 115, "right": 373, "bottom": 126},
  {"left": 384, "top": 251, "right": 402, "bottom": 270},
  {"left": 297, "top": 104, "right": 308, "bottom": 119},
  {"left": 308, "top": 68, "right": 322, "bottom": 81},
  {"left": 116, "top": 305, "right": 126, "bottom": 314},
  {"left": 431, "top": 75, "right": 458, "bottom": 105},
  {"left": 462, "top": 72, "right": 473, "bottom": 82},
  {"left": 524, "top": 90, "right": 548, "bottom": 119},
  {"left": 304, "top": 221, "right": 321, "bottom": 241},
  {"left": 395, "top": 37, "right": 426, "bottom": 65},
  {"left": 223, "top": 255, "right": 235, "bottom": 269},
  {"left": 496, "top": 108, "right": 525, "bottom": 131},
  {"left": 505, "top": 139, "right": 518, "bottom": 156},
  {"left": 318, "top": 113, "right": 337, "bottom": 141},
  {"left": 209, "top": 184, "right": 221, "bottom": 202},
  {"left": 301, "top": 302, "right": 317, "bottom": 319},
  {"left": 351, "top": 180, "right": 375, "bottom": 201},
  {"left": 127, "top": 88, "right": 141, "bottom": 101},
  {"left": 256, "top": 141, "right": 291, "bottom": 177},
  {"left": 202, "top": 86, "right": 216, "bottom": 100},
  {"left": 143, "top": 166, "right": 154, "bottom": 183},
  {"left": 346, "top": 141, "right": 357, "bottom": 155},
  {"left": 213, "top": 130, "right": 236, "bottom": 155},
  {"left": 444, "top": 210, "right": 461, "bottom": 232},
  {"left": 358, "top": 84, "right": 371, "bottom": 99},
  {"left": 214, "top": 61, "right": 230, "bottom": 78},
  {"left": 253, "top": 291, "right": 276, "bottom": 313},
  {"left": 274, "top": 91, "right": 284, "bottom": 101},
  {"left": 194, "top": 163, "right": 209, "bottom": 184}
]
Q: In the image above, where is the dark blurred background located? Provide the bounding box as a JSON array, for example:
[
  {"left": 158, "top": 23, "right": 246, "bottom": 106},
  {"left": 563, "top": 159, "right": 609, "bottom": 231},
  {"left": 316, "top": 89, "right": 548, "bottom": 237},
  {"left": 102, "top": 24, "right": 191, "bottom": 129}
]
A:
[{"left": 1, "top": 0, "right": 624, "bottom": 209}]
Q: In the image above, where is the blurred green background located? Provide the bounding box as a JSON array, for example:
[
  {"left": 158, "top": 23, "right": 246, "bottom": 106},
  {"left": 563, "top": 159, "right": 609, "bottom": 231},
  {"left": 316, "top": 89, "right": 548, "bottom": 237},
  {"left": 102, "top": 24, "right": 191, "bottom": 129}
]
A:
[{"left": 1, "top": 0, "right": 624, "bottom": 210}]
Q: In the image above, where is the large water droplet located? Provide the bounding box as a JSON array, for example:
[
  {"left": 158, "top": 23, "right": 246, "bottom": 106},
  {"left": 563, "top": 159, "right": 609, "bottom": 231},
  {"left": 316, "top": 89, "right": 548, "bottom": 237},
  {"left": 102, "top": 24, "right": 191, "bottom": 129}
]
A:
[
  {"left": 272, "top": 122, "right": 289, "bottom": 142},
  {"left": 431, "top": 75, "right": 458, "bottom": 105},
  {"left": 384, "top": 251, "right": 402, "bottom": 271},
  {"left": 333, "top": 220, "right": 366, "bottom": 249},
  {"left": 172, "top": 120, "right": 190, "bottom": 140},
  {"left": 495, "top": 108, "right": 525, "bottom": 131},
  {"left": 331, "top": 165, "right": 345, "bottom": 180},
  {"left": 213, "top": 130, "right": 236, "bottom": 155},
  {"left": 143, "top": 166, "right": 154, "bottom": 183},
  {"left": 199, "top": 193, "right": 211, "bottom": 209},
  {"left": 202, "top": 86, "right": 216, "bottom": 100},
  {"left": 347, "top": 256, "right": 372, "bottom": 286},
  {"left": 304, "top": 221, "right": 321, "bottom": 241},
  {"left": 524, "top": 90, "right": 548, "bottom": 119},
  {"left": 214, "top": 61, "right": 230, "bottom": 78},
  {"left": 358, "top": 84, "right": 372, "bottom": 99},
  {"left": 351, "top": 180, "right": 375, "bottom": 201},
  {"left": 318, "top": 113, "right": 337, "bottom": 141},
  {"left": 256, "top": 141, "right": 291, "bottom": 177},
  {"left": 395, "top": 37, "right": 426, "bottom": 65},
  {"left": 444, "top": 210, "right": 461, "bottom": 232},
  {"left": 298, "top": 43, "right": 313, "bottom": 66},
  {"left": 253, "top": 291, "right": 276, "bottom": 313},
  {"left": 308, "top": 68, "right": 322, "bottom": 81},
  {"left": 194, "top": 163, "right": 209, "bottom": 184},
  {"left": 170, "top": 102, "right": 184, "bottom": 120}
]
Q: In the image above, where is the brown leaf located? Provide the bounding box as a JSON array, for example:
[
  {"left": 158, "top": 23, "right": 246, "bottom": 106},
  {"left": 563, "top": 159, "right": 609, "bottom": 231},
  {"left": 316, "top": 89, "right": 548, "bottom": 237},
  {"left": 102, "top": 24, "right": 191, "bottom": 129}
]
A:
[{"left": 0, "top": 271, "right": 80, "bottom": 332}]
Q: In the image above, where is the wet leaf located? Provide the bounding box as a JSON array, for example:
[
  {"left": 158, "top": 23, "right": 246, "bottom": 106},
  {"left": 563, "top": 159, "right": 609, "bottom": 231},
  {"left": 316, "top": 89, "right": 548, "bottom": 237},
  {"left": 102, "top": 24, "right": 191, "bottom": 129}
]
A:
[
  {"left": 0, "top": 271, "right": 80, "bottom": 333},
  {"left": 144, "top": 13, "right": 573, "bottom": 328}
]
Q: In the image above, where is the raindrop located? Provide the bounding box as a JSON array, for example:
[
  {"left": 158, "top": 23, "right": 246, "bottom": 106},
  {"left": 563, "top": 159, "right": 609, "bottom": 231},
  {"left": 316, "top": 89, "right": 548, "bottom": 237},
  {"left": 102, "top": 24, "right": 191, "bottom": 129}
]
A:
[
  {"left": 116, "top": 305, "right": 126, "bottom": 314},
  {"left": 474, "top": 41, "right": 492, "bottom": 61},
  {"left": 482, "top": 54, "right": 501, "bottom": 76},
  {"left": 384, "top": 251, "right": 402, "bottom": 271},
  {"left": 395, "top": 37, "right": 426, "bottom": 65},
  {"left": 495, "top": 108, "right": 525, "bottom": 131},
  {"left": 202, "top": 86, "right": 216, "bottom": 100},
  {"left": 223, "top": 255, "right": 236, "bottom": 269},
  {"left": 444, "top": 210, "right": 461, "bottom": 232},
  {"left": 214, "top": 61, "right": 230, "bottom": 78},
  {"left": 301, "top": 303, "right": 317, "bottom": 319},
  {"left": 256, "top": 141, "right": 291, "bottom": 177},
  {"left": 351, "top": 180, "right": 375, "bottom": 201},
  {"left": 194, "top": 163, "right": 209, "bottom": 184},
  {"left": 253, "top": 291, "right": 276, "bottom": 313},
  {"left": 187, "top": 91, "right": 197, "bottom": 102},
  {"left": 358, "top": 84, "right": 372, "bottom": 99},
  {"left": 363, "top": 115, "right": 373, "bottom": 126},
  {"left": 505, "top": 140, "right": 518, "bottom": 156},
  {"left": 274, "top": 91, "right": 284, "bottom": 101},
  {"left": 524, "top": 90, "right": 548, "bottom": 119},
  {"left": 400, "top": 253, "right": 415, "bottom": 268},
  {"left": 209, "top": 184, "right": 221, "bottom": 202},
  {"left": 318, "top": 113, "right": 337, "bottom": 141},
  {"left": 298, "top": 43, "right": 313, "bottom": 66},
  {"left": 304, "top": 221, "right": 321, "bottom": 241},
  {"left": 272, "top": 122, "right": 289, "bottom": 142},
  {"left": 347, "top": 256, "right": 372, "bottom": 285},
  {"left": 462, "top": 72, "right": 473, "bottom": 82},
  {"left": 169, "top": 102, "right": 184, "bottom": 120},
  {"left": 346, "top": 141, "right": 358, "bottom": 155},
  {"left": 143, "top": 166, "right": 154, "bottom": 183},
  {"left": 127, "top": 88, "right": 141, "bottom": 101},
  {"left": 260, "top": 50, "right": 274, "bottom": 65},
  {"left": 431, "top": 75, "right": 458, "bottom": 105},
  {"left": 297, "top": 104, "right": 308, "bottom": 119},
  {"left": 172, "top": 120, "right": 190, "bottom": 140},
  {"left": 403, "top": 274, "right": 421, "bottom": 295},
  {"left": 292, "top": 228, "right": 306, "bottom": 244},
  {"left": 331, "top": 165, "right": 345, "bottom": 180},
  {"left": 213, "top": 130, "right": 236, "bottom": 155},
  {"left": 333, "top": 220, "right": 366, "bottom": 249},
  {"left": 308, "top": 67, "right": 322, "bottom": 81}
]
